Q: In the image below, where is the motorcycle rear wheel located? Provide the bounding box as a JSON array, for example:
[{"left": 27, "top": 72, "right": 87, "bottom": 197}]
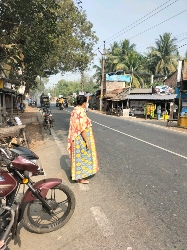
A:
[{"left": 23, "top": 184, "right": 75, "bottom": 234}]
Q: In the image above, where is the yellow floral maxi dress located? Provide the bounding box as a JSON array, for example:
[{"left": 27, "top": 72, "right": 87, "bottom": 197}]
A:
[{"left": 67, "top": 106, "right": 99, "bottom": 180}]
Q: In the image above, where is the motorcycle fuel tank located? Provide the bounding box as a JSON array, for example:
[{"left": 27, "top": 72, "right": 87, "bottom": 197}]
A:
[
  {"left": 0, "top": 171, "right": 17, "bottom": 197},
  {"left": 12, "top": 156, "right": 39, "bottom": 175}
]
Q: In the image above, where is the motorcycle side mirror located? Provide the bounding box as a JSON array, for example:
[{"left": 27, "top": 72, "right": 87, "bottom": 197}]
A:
[{"left": 0, "top": 148, "right": 11, "bottom": 160}]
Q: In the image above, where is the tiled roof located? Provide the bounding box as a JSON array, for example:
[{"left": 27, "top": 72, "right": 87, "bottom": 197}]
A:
[{"left": 104, "top": 88, "right": 127, "bottom": 98}]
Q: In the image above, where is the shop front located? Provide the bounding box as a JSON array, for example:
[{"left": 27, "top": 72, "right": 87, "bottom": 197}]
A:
[{"left": 125, "top": 94, "right": 177, "bottom": 119}]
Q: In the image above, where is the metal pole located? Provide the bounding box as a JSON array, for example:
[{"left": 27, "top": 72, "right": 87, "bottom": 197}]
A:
[
  {"left": 99, "top": 41, "right": 106, "bottom": 111},
  {"left": 178, "top": 90, "right": 182, "bottom": 126},
  {"left": 81, "top": 71, "right": 84, "bottom": 91},
  {"left": 100, "top": 56, "right": 105, "bottom": 111}
]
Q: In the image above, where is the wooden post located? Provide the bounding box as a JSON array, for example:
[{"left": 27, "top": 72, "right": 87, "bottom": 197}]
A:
[
  {"left": 2, "top": 93, "right": 6, "bottom": 116},
  {"left": 11, "top": 94, "right": 13, "bottom": 117},
  {"left": 0, "top": 93, "right": 2, "bottom": 124}
]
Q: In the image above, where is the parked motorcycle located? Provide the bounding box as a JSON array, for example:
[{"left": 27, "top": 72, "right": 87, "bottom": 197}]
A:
[
  {"left": 41, "top": 108, "right": 54, "bottom": 135},
  {"left": 0, "top": 145, "right": 75, "bottom": 249}
]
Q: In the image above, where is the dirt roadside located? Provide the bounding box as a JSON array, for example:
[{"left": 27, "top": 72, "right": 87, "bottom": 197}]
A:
[{"left": 21, "top": 105, "right": 44, "bottom": 150}]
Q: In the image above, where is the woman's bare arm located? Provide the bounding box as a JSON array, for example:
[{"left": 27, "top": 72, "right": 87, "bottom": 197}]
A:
[{"left": 81, "top": 130, "right": 90, "bottom": 150}]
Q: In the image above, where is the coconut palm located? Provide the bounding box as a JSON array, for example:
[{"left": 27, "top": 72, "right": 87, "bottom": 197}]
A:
[
  {"left": 147, "top": 32, "right": 179, "bottom": 76},
  {"left": 106, "top": 39, "right": 136, "bottom": 72},
  {"left": 93, "top": 58, "right": 102, "bottom": 83}
]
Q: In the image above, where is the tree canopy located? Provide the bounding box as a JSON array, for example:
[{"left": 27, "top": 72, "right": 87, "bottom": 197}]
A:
[
  {"left": 0, "top": 0, "right": 98, "bottom": 89},
  {"left": 93, "top": 33, "right": 184, "bottom": 88}
]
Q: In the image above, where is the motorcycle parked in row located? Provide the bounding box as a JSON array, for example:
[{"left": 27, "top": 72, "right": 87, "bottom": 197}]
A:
[
  {"left": 41, "top": 108, "right": 54, "bottom": 135},
  {"left": 0, "top": 144, "right": 75, "bottom": 249}
]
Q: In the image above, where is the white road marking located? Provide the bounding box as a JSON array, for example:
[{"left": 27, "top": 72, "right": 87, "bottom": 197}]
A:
[
  {"left": 93, "top": 121, "right": 187, "bottom": 160},
  {"left": 90, "top": 206, "right": 114, "bottom": 237}
]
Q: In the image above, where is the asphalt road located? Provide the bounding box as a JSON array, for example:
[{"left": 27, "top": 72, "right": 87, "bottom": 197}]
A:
[{"left": 8, "top": 105, "right": 187, "bottom": 250}]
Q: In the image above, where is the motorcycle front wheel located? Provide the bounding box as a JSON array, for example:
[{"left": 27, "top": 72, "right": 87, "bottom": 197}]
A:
[{"left": 23, "top": 183, "right": 75, "bottom": 234}]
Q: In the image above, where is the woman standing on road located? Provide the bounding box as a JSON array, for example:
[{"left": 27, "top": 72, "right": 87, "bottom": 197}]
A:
[{"left": 67, "top": 95, "right": 99, "bottom": 184}]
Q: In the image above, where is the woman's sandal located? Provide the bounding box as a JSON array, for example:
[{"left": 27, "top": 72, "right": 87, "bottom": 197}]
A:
[{"left": 76, "top": 179, "right": 89, "bottom": 184}]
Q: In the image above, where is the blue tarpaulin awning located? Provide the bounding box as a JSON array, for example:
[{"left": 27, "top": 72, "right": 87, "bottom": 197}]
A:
[{"left": 106, "top": 74, "right": 131, "bottom": 82}]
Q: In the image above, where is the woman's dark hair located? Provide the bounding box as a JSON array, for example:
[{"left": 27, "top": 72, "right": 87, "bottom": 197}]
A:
[{"left": 76, "top": 95, "right": 87, "bottom": 106}]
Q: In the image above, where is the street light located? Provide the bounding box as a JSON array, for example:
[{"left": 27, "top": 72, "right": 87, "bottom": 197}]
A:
[{"left": 98, "top": 41, "right": 110, "bottom": 111}]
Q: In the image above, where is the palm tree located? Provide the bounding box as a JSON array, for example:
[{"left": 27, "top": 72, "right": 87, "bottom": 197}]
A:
[
  {"left": 93, "top": 58, "right": 102, "bottom": 84},
  {"left": 147, "top": 32, "right": 179, "bottom": 76},
  {"left": 107, "top": 39, "right": 136, "bottom": 72}
]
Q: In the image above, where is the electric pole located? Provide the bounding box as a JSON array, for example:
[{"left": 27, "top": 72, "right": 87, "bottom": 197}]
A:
[
  {"left": 98, "top": 41, "right": 110, "bottom": 111},
  {"left": 81, "top": 71, "right": 84, "bottom": 91}
]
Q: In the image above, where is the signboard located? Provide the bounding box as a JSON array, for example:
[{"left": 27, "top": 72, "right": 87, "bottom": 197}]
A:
[{"left": 106, "top": 74, "right": 131, "bottom": 82}]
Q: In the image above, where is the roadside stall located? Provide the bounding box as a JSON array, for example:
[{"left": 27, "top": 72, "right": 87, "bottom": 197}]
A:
[
  {"left": 178, "top": 60, "right": 187, "bottom": 126},
  {"left": 0, "top": 78, "right": 17, "bottom": 124}
]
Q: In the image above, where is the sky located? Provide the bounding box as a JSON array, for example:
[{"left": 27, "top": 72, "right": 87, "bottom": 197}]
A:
[{"left": 47, "top": 0, "right": 187, "bottom": 87}]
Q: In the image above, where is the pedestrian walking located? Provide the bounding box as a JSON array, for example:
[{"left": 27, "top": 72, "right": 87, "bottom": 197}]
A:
[
  {"left": 67, "top": 95, "right": 99, "bottom": 184},
  {"left": 85, "top": 92, "right": 90, "bottom": 112}
]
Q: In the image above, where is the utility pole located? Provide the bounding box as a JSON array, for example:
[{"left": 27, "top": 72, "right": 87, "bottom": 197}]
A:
[
  {"left": 98, "top": 41, "right": 110, "bottom": 111},
  {"left": 81, "top": 71, "right": 84, "bottom": 91}
]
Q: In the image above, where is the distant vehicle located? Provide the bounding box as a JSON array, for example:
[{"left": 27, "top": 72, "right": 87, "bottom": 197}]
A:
[
  {"left": 56, "top": 98, "right": 59, "bottom": 107},
  {"left": 40, "top": 95, "right": 50, "bottom": 108},
  {"left": 64, "top": 98, "right": 68, "bottom": 108},
  {"left": 56, "top": 98, "right": 68, "bottom": 108}
]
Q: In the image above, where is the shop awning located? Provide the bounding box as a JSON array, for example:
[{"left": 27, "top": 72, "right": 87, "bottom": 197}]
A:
[
  {"left": 0, "top": 87, "right": 16, "bottom": 94},
  {"left": 125, "top": 94, "right": 177, "bottom": 100}
]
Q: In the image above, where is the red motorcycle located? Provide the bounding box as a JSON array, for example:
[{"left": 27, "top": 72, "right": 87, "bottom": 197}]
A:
[{"left": 0, "top": 144, "right": 75, "bottom": 249}]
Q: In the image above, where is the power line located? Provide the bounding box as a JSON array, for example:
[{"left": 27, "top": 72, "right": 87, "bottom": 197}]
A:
[
  {"left": 106, "top": 0, "right": 179, "bottom": 43},
  {"left": 136, "top": 33, "right": 187, "bottom": 51},
  {"left": 128, "top": 10, "right": 186, "bottom": 41},
  {"left": 177, "top": 43, "right": 187, "bottom": 49},
  {"left": 105, "top": 0, "right": 177, "bottom": 42},
  {"left": 176, "top": 37, "right": 187, "bottom": 44},
  {"left": 174, "top": 32, "right": 187, "bottom": 38},
  {"left": 94, "top": 0, "right": 178, "bottom": 52}
]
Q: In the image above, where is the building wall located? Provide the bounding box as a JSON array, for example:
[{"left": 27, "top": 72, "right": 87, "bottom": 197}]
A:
[
  {"left": 164, "top": 71, "right": 177, "bottom": 88},
  {"left": 105, "top": 81, "right": 126, "bottom": 93}
]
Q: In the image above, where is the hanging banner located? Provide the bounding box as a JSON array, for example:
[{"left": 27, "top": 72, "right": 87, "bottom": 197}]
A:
[{"left": 106, "top": 74, "right": 131, "bottom": 82}]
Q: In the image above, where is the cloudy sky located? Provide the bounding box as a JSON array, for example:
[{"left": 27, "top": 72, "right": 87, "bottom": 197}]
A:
[{"left": 48, "top": 0, "right": 187, "bottom": 86}]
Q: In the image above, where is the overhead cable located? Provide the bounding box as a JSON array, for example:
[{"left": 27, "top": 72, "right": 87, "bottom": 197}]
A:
[
  {"left": 128, "top": 10, "right": 186, "bottom": 41},
  {"left": 106, "top": 0, "right": 179, "bottom": 43},
  {"left": 177, "top": 43, "right": 187, "bottom": 49}
]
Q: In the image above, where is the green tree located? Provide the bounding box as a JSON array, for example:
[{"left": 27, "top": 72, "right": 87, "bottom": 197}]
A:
[
  {"left": 147, "top": 32, "right": 179, "bottom": 76},
  {"left": 184, "top": 51, "right": 187, "bottom": 61},
  {"left": 0, "top": 0, "right": 98, "bottom": 90},
  {"left": 93, "top": 58, "right": 102, "bottom": 84}
]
